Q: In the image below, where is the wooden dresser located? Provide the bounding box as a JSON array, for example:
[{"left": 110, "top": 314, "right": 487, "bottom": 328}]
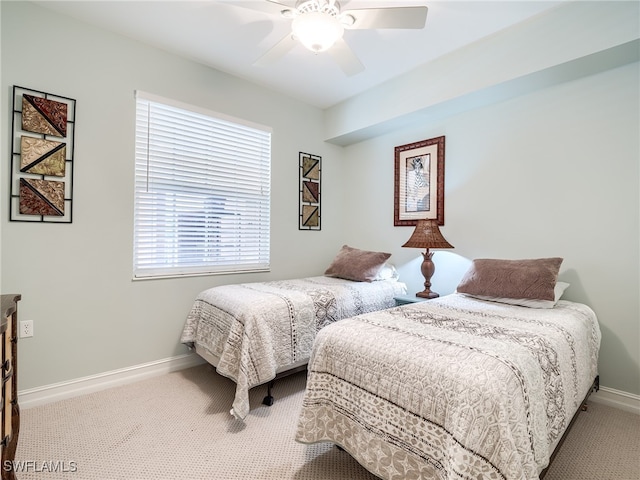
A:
[{"left": 1, "top": 294, "right": 20, "bottom": 480}]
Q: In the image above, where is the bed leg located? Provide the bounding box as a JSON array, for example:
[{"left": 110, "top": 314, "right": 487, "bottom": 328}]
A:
[
  {"left": 262, "top": 380, "right": 275, "bottom": 406},
  {"left": 581, "top": 376, "right": 601, "bottom": 411}
]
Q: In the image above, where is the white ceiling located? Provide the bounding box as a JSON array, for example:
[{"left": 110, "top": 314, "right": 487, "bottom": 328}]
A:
[{"left": 33, "top": 0, "right": 566, "bottom": 109}]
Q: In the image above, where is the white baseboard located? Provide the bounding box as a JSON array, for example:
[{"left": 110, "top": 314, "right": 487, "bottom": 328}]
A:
[
  {"left": 18, "top": 355, "right": 640, "bottom": 416},
  {"left": 590, "top": 385, "right": 640, "bottom": 415},
  {"left": 18, "top": 353, "right": 206, "bottom": 409}
]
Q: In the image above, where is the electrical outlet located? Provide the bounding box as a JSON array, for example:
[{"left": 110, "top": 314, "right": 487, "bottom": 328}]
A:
[{"left": 19, "top": 320, "right": 34, "bottom": 338}]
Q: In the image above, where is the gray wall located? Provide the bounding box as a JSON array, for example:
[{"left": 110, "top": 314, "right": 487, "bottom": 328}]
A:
[{"left": 2, "top": 1, "right": 639, "bottom": 399}]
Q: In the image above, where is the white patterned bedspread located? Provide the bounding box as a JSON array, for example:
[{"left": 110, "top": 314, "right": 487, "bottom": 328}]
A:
[
  {"left": 180, "top": 276, "right": 406, "bottom": 420},
  {"left": 296, "top": 294, "right": 601, "bottom": 480}
]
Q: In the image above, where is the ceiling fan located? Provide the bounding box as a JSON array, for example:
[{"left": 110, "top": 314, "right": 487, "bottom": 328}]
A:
[{"left": 224, "top": 0, "right": 428, "bottom": 76}]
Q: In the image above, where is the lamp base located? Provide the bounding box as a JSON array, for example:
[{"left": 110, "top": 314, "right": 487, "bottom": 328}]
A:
[
  {"left": 416, "top": 290, "right": 439, "bottom": 299},
  {"left": 416, "top": 249, "right": 439, "bottom": 300}
]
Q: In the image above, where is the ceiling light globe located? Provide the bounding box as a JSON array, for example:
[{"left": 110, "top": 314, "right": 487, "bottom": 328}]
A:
[{"left": 292, "top": 12, "right": 344, "bottom": 53}]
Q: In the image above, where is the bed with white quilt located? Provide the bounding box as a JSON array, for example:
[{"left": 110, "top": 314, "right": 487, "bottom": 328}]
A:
[
  {"left": 181, "top": 245, "right": 406, "bottom": 420},
  {"left": 295, "top": 258, "right": 601, "bottom": 480}
]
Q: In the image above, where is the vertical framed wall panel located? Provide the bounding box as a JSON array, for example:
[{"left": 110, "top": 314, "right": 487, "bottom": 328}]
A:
[
  {"left": 299, "top": 152, "right": 321, "bottom": 230},
  {"left": 10, "top": 86, "right": 76, "bottom": 223}
]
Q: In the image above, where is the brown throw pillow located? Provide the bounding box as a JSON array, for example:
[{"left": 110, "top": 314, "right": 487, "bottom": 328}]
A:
[
  {"left": 324, "top": 245, "right": 392, "bottom": 282},
  {"left": 456, "top": 257, "right": 563, "bottom": 301}
]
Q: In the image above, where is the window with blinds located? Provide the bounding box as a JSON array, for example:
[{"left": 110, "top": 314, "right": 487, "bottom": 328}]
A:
[{"left": 133, "top": 91, "right": 271, "bottom": 279}]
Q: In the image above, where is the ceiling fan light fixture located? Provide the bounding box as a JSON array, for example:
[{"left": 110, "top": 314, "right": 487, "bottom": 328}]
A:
[{"left": 292, "top": 11, "right": 344, "bottom": 53}]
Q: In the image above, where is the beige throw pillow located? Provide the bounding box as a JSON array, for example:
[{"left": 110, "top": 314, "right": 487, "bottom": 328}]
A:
[
  {"left": 456, "top": 257, "right": 563, "bottom": 301},
  {"left": 324, "top": 245, "right": 392, "bottom": 282}
]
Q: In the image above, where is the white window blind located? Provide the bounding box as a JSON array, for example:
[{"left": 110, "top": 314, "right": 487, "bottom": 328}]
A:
[{"left": 133, "top": 91, "right": 271, "bottom": 279}]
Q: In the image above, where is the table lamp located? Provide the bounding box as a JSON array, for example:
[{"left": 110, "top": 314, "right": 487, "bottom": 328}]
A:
[{"left": 402, "top": 219, "right": 454, "bottom": 298}]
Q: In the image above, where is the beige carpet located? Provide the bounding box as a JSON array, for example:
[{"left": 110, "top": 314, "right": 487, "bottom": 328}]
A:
[{"left": 14, "top": 364, "right": 640, "bottom": 480}]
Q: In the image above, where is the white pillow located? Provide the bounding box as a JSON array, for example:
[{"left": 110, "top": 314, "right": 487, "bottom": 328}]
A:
[
  {"left": 461, "top": 282, "right": 570, "bottom": 308},
  {"left": 374, "top": 263, "right": 399, "bottom": 281}
]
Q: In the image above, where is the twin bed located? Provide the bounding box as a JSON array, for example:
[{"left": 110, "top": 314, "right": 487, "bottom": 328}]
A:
[
  {"left": 296, "top": 257, "right": 601, "bottom": 480},
  {"left": 295, "top": 293, "right": 600, "bottom": 479},
  {"left": 180, "top": 245, "right": 407, "bottom": 420},
  {"left": 185, "top": 253, "right": 600, "bottom": 480}
]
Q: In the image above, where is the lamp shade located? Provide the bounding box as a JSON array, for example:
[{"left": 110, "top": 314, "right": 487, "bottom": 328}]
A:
[
  {"left": 402, "top": 219, "right": 454, "bottom": 249},
  {"left": 292, "top": 11, "right": 344, "bottom": 53}
]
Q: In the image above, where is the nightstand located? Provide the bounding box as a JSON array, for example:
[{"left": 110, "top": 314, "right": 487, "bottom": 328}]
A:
[{"left": 394, "top": 295, "right": 431, "bottom": 306}]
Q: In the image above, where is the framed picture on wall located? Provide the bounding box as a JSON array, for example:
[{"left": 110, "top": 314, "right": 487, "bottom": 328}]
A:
[
  {"left": 299, "top": 152, "right": 321, "bottom": 230},
  {"left": 394, "top": 136, "right": 445, "bottom": 226},
  {"left": 10, "top": 85, "right": 76, "bottom": 223}
]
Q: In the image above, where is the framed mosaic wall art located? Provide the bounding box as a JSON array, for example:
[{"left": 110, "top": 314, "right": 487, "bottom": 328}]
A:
[
  {"left": 299, "top": 152, "right": 321, "bottom": 230},
  {"left": 10, "top": 86, "right": 76, "bottom": 223}
]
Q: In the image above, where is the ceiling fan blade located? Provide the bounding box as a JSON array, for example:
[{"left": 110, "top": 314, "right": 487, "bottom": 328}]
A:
[
  {"left": 219, "top": 0, "right": 293, "bottom": 17},
  {"left": 343, "top": 6, "right": 428, "bottom": 30},
  {"left": 254, "top": 34, "right": 297, "bottom": 66},
  {"left": 328, "top": 38, "right": 365, "bottom": 76}
]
